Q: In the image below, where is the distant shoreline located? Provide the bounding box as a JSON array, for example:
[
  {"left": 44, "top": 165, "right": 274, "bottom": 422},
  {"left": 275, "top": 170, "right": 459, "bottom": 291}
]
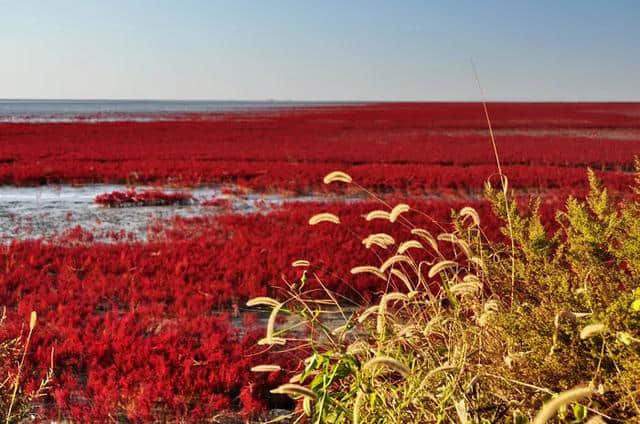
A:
[{"left": 1, "top": 100, "right": 638, "bottom": 123}]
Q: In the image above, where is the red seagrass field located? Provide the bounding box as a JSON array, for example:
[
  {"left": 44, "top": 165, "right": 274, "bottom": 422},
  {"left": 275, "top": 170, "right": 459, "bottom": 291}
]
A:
[{"left": 1, "top": 102, "right": 640, "bottom": 421}]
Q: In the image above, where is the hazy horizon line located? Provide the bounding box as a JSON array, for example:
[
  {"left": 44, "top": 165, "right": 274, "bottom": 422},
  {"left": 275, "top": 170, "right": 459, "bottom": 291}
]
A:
[{"left": 1, "top": 98, "right": 638, "bottom": 103}]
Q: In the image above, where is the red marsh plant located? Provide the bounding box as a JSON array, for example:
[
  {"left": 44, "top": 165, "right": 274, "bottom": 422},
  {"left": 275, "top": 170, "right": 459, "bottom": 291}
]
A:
[
  {"left": 94, "top": 189, "right": 194, "bottom": 207},
  {"left": 249, "top": 166, "right": 640, "bottom": 423},
  {"left": 1, "top": 104, "right": 638, "bottom": 192}
]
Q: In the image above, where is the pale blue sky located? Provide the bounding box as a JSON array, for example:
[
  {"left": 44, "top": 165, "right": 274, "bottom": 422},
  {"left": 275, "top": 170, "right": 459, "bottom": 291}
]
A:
[{"left": 1, "top": 1, "right": 639, "bottom": 100}]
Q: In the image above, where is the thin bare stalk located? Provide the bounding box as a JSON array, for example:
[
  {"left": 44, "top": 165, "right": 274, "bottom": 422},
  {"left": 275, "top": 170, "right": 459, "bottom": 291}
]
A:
[{"left": 471, "top": 60, "right": 516, "bottom": 304}]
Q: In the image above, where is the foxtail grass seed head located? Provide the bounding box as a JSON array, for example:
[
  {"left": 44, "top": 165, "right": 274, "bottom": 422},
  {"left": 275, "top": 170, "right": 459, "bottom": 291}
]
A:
[
  {"left": 291, "top": 259, "right": 310, "bottom": 267},
  {"left": 504, "top": 354, "right": 515, "bottom": 369},
  {"left": 380, "top": 255, "right": 413, "bottom": 273},
  {"left": 365, "top": 210, "right": 391, "bottom": 221},
  {"left": 350, "top": 266, "right": 387, "bottom": 281},
  {"left": 257, "top": 336, "right": 287, "bottom": 346},
  {"left": 580, "top": 323, "right": 607, "bottom": 339},
  {"left": 477, "top": 312, "right": 492, "bottom": 327},
  {"left": 353, "top": 390, "right": 365, "bottom": 424},
  {"left": 371, "top": 233, "right": 395, "bottom": 245},
  {"left": 437, "top": 233, "right": 472, "bottom": 256},
  {"left": 29, "top": 311, "right": 37, "bottom": 331},
  {"left": 468, "top": 256, "right": 487, "bottom": 272},
  {"left": 363, "top": 239, "right": 388, "bottom": 250},
  {"left": 437, "top": 233, "right": 472, "bottom": 257},
  {"left": 266, "top": 302, "right": 284, "bottom": 340},
  {"left": 323, "top": 171, "right": 352, "bottom": 184},
  {"left": 484, "top": 299, "right": 499, "bottom": 313},
  {"left": 428, "top": 260, "right": 458, "bottom": 278},
  {"left": 456, "top": 239, "right": 473, "bottom": 258},
  {"left": 454, "top": 399, "right": 469, "bottom": 424},
  {"left": 377, "top": 292, "right": 409, "bottom": 333},
  {"left": 389, "top": 203, "right": 410, "bottom": 222},
  {"left": 362, "top": 356, "right": 410, "bottom": 378},
  {"left": 331, "top": 324, "right": 348, "bottom": 336},
  {"left": 251, "top": 365, "right": 282, "bottom": 373},
  {"left": 423, "top": 364, "right": 455, "bottom": 382},
  {"left": 308, "top": 212, "right": 340, "bottom": 225},
  {"left": 410, "top": 228, "right": 439, "bottom": 251},
  {"left": 347, "top": 340, "right": 371, "bottom": 355},
  {"left": 459, "top": 206, "right": 481, "bottom": 226},
  {"left": 398, "top": 324, "right": 420, "bottom": 338},
  {"left": 390, "top": 268, "right": 414, "bottom": 291},
  {"left": 397, "top": 240, "right": 423, "bottom": 254},
  {"left": 362, "top": 233, "right": 396, "bottom": 249},
  {"left": 478, "top": 299, "right": 499, "bottom": 326},
  {"left": 246, "top": 297, "right": 281, "bottom": 308},
  {"left": 450, "top": 281, "right": 481, "bottom": 297},
  {"left": 423, "top": 316, "right": 443, "bottom": 335},
  {"left": 374, "top": 313, "right": 385, "bottom": 335},
  {"left": 380, "top": 292, "right": 409, "bottom": 304},
  {"left": 462, "top": 274, "right": 480, "bottom": 285},
  {"left": 437, "top": 232, "right": 458, "bottom": 243},
  {"left": 270, "top": 384, "right": 317, "bottom": 399},
  {"left": 616, "top": 331, "right": 634, "bottom": 345},
  {"left": 532, "top": 386, "right": 592, "bottom": 424},
  {"left": 358, "top": 305, "right": 380, "bottom": 323}
]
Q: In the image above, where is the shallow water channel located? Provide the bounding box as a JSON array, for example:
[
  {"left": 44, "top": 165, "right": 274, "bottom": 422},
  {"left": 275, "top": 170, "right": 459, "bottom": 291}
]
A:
[{"left": 0, "top": 184, "right": 331, "bottom": 242}]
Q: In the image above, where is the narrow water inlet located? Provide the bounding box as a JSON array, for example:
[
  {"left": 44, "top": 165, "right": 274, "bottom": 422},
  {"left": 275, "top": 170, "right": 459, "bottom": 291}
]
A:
[{"left": 0, "top": 184, "right": 333, "bottom": 242}]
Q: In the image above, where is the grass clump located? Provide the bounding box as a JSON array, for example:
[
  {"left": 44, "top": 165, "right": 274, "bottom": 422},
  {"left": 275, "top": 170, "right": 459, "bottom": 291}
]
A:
[
  {"left": 1, "top": 309, "right": 53, "bottom": 423},
  {"left": 249, "top": 164, "right": 640, "bottom": 423}
]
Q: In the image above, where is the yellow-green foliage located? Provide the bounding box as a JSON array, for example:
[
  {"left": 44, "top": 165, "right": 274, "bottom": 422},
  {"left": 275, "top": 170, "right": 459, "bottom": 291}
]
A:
[
  {"left": 485, "top": 167, "right": 640, "bottom": 420},
  {"left": 250, "top": 165, "right": 640, "bottom": 423}
]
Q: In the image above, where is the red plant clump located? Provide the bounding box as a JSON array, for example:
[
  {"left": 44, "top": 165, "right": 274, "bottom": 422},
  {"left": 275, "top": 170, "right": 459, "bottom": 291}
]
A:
[
  {"left": 201, "top": 197, "right": 232, "bottom": 210},
  {"left": 95, "top": 189, "right": 194, "bottom": 207}
]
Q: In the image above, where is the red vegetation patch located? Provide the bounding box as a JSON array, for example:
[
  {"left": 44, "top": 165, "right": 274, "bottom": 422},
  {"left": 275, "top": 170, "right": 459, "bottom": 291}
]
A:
[
  {"left": 2, "top": 198, "right": 513, "bottom": 421},
  {"left": 201, "top": 197, "right": 232, "bottom": 210},
  {"left": 0, "top": 103, "right": 638, "bottom": 191},
  {"left": 1, "top": 103, "right": 639, "bottom": 420},
  {"left": 0, "top": 191, "right": 581, "bottom": 420},
  {"left": 94, "top": 189, "right": 194, "bottom": 207}
]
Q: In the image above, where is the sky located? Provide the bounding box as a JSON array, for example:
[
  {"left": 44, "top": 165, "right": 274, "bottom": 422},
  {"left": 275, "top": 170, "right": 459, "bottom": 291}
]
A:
[{"left": 1, "top": 0, "right": 639, "bottom": 101}]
